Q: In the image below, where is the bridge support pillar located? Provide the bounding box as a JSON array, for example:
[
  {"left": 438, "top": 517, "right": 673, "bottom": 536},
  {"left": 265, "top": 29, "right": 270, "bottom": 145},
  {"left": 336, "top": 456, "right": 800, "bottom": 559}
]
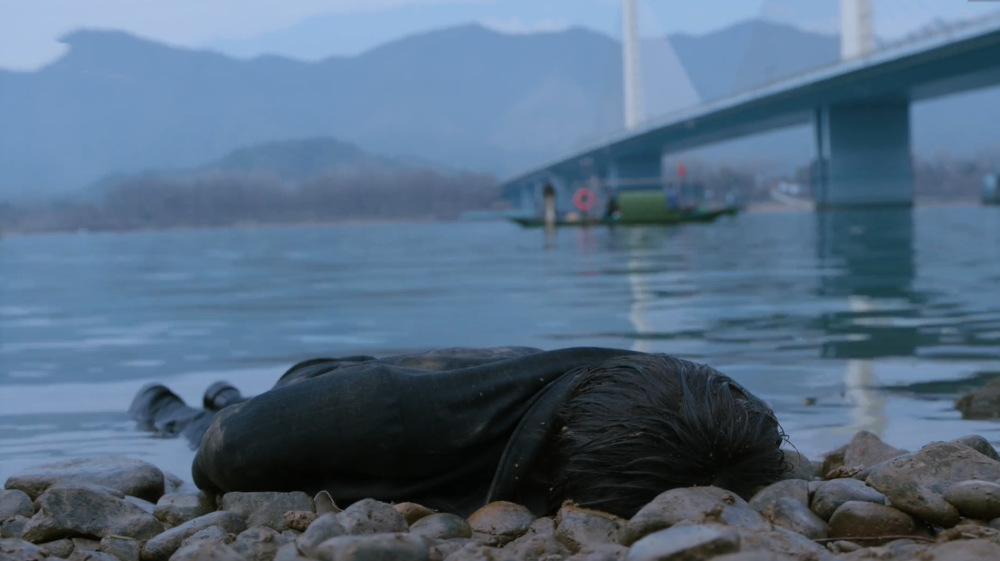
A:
[
  {"left": 608, "top": 155, "right": 663, "bottom": 190},
  {"left": 813, "top": 101, "right": 913, "bottom": 209}
]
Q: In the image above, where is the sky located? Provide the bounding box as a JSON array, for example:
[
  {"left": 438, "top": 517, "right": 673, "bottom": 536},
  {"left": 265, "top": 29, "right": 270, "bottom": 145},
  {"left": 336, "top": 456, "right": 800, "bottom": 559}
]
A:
[{"left": 1, "top": 0, "right": 997, "bottom": 70}]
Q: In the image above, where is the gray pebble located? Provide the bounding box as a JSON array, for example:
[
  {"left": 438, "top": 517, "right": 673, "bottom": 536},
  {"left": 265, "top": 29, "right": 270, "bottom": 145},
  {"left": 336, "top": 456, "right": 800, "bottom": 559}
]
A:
[
  {"left": 2, "top": 457, "right": 165, "bottom": 503},
  {"left": 554, "top": 504, "right": 623, "bottom": 553},
  {"left": 943, "top": 480, "right": 1000, "bottom": 521},
  {"left": 296, "top": 513, "right": 346, "bottom": 558},
  {"left": 180, "top": 526, "right": 233, "bottom": 548},
  {"left": 314, "top": 533, "right": 429, "bottom": 561},
  {"left": 98, "top": 536, "right": 141, "bottom": 561},
  {"left": 505, "top": 532, "right": 569, "bottom": 561},
  {"left": 762, "top": 497, "right": 828, "bottom": 540},
  {"left": 626, "top": 524, "right": 739, "bottom": 561},
  {"left": 864, "top": 441, "right": 1000, "bottom": 527},
  {"left": 39, "top": 538, "right": 74, "bottom": 558},
  {"left": 0, "top": 538, "right": 47, "bottom": 561},
  {"left": 622, "top": 486, "right": 768, "bottom": 546},
  {"left": 410, "top": 513, "right": 472, "bottom": 540},
  {"left": 0, "top": 515, "right": 29, "bottom": 539},
  {"left": 828, "top": 501, "right": 915, "bottom": 541},
  {"left": 153, "top": 492, "right": 215, "bottom": 527},
  {"left": 467, "top": 501, "right": 535, "bottom": 547},
  {"left": 221, "top": 491, "right": 313, "bottom": 531},
  {"left": 141, "top": 511, "right": 247, "bottom": 561},
  {"left": 66, "top": 551, "right": 119, "bottom": 561},
  {"left": 230, "top": 526, "right": 292, "bottom": 561},
  {"left": 0, "top": 490, "right": 34, "bottom": 520},
  {"left": 951, "top": 435, "right": 1000, "bottom": 461},
  {"left": 747, "top": 480, "right": 809, "bottom": 513},
  {"left": 168, "top": 540, "right": 244, "bottom": 561},
  {"left": 21, "top": 486, "right": 163, "bottom": 543},
  {"left": 337, "top": 498, "right": 408, "bottom": 536},
  {"left": 810, "top": 478, "right": 885, "bottom": 521}
]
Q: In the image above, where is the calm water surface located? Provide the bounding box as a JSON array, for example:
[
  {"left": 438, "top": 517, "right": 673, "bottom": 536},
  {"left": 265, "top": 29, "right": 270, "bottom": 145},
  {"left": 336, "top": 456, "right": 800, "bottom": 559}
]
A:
[{"left": 2, "top": 206, "right": 1000, "bottom": 483}]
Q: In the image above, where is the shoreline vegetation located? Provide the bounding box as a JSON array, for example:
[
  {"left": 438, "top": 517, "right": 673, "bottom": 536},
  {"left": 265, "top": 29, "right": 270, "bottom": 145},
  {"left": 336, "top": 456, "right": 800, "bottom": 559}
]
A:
[
  {"left": 0, "top": 199, "right": 985, "bottom": 240},
  {"left": 0, "top": 152, "right": 993, "bottom": 238}
]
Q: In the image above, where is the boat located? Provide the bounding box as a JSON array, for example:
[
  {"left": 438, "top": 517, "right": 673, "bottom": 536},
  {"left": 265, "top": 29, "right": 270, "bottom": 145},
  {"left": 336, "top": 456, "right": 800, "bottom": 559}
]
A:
[
  {"left": 509, "top": 182, "right": 741, "bottom": 228},
  {"left": 509, "top": 206, "right": 738, "bottom": 228},
  {"left": 984, "top": 173, "right": 999, "bottom": 205}
]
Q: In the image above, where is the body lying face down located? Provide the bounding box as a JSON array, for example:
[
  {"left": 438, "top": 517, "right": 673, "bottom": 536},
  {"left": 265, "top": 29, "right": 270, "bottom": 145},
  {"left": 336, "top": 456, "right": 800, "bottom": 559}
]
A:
[{"left": 129, "top": 347, "right": 788, "bottom": 518}]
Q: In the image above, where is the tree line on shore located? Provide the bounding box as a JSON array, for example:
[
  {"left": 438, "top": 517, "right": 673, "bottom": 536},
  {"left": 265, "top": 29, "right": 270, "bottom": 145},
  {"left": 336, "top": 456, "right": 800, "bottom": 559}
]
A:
[
  {"left": 1, "top": 153, "right": 994, "bottom": 235},
  {"left": 0, "top": 166, "right": 503, "bottom": 234}
]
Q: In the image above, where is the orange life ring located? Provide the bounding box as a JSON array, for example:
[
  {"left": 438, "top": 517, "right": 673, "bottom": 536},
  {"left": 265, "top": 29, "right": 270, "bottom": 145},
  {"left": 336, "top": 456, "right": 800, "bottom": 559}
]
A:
[{"left": 573, "top": 188, "right": 596, "bottom": 212}]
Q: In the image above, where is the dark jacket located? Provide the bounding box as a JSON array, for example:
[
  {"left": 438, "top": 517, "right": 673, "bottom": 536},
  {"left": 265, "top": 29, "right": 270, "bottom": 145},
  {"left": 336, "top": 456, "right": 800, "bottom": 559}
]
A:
[{"left": 191, "top": 346, "right": 639, "bottom": 516}]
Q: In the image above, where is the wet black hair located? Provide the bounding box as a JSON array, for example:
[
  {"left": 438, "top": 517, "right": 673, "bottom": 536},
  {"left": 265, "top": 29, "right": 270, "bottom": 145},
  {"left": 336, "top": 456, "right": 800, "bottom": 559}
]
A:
[{"left": 545, "top": 354, "right": 788, "bottom": 518}]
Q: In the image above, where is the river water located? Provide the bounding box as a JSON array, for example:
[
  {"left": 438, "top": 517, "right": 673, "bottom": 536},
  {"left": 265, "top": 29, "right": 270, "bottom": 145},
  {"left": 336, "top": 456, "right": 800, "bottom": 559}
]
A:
[{"left": 2, "top": 206, "right": 1000, "bottom": 483}]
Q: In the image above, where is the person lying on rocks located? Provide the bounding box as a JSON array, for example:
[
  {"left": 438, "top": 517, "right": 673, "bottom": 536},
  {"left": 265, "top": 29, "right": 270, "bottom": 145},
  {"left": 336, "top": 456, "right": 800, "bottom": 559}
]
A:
[{"left": 129, "top": 346, "right": 787, "bottom": 518}]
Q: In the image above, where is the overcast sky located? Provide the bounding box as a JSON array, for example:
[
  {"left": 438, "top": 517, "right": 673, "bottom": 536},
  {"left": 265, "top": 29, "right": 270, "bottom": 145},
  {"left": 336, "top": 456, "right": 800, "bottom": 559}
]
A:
[{"left": 1, "top": 0, "right": 996, "bottom": 70}]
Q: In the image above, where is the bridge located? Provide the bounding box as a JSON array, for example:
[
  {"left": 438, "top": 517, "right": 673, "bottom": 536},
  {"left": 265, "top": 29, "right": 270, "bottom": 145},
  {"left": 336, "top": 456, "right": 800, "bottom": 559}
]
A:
[{"left": 501, "top": 0, "right": 1000, "bottom": 211}]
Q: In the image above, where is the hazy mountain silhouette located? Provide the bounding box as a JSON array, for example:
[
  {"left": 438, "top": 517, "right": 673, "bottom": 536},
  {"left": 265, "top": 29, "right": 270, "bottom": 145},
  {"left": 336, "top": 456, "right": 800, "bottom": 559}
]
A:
[
  {"left": 83, "top": 137, "right": 424, "bottom": 196},
  {"left": 0, "top": 20, "right": 996, "bottom": 200}
]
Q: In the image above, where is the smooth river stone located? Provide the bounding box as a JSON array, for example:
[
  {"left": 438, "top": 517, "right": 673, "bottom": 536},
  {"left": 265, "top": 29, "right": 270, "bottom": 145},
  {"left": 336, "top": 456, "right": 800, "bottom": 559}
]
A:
[
  {"left": 409, "top": 513, "right": 472, "bottom": 540},
  {"left": 810, "top": 478, "right": 886, "bottom": 521},
  {"left": 626, "top": 524, "right": 739, "bottom": 561},
  {"left": 141, "top": 511, "right": 247, "bottom": 561},
  {"left": 221, "top": 491, "right": 313, "bottom": 531},
  {"left": 3, "top": 457, "right": 164, "bottom": 503},
  {"left": 314, "top": 533, "right": 430, "bottom": 561},
  {"left": 337, "top": 498, "right": 409, "bottom": 536},
  {"left": 748, "top": 480, "right": 809, "bottom": 513},
  {"left": 153, "top": 492, "right": 215, "bottom": 527},
  {"left": 842, "top": 431, "right": 907, "bottom": 470},
  {"left": 504, "top": 531, "right": 569, "bottom": 560},
  {"left": 943, "top": 480, "right": 1000, "bottom": 521},
  {"left": 394, "top": 502, "right": 435, "bottom": 526},
  {"left": 828, "top": 501, "right": 916, "bottom": 541},
  {"left": 762, "top": 497, "right": 828, "bottom": 539},
  {"left": 865, "top": 441, "right": 1000, "bottom": 527},
  {"left": 21, "top": 486, "right": 163, "bottom": 543},
  {"left": 554, "top": 504, "right": 624, "bottom": 552},
  {"left": 0, "top": 490, "right": 34, "bottom": 520},
  {"left": 295, "top": 513, "right": 346, "bottom": 558},
  {"left": 621, "top": 487, "right": 769, "bottom": 546},
  {"left": 229, "top": 526, "right": 293, "bottom": 561},
  {"left": 468, "top": 501, "right": 535, "bottom": 547}
]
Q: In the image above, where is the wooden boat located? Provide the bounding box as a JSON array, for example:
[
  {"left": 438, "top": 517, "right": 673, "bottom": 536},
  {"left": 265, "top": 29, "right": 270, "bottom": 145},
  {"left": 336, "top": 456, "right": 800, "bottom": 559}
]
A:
[
  {"left": 509, "top": 184, "right": 741, "bottom": 228},
  {"left": 509, "top": 205, "right": 738, "bottom": 228}
]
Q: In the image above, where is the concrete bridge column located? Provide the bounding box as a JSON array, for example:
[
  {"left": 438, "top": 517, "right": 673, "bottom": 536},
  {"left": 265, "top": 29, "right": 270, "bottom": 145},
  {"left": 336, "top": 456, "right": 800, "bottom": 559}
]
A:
[
  {"left": 813, "top": 101, "right": 914, "bottom": 209},
  {"left": 608, "top": 155, "right": 663, "bottom": 190}
]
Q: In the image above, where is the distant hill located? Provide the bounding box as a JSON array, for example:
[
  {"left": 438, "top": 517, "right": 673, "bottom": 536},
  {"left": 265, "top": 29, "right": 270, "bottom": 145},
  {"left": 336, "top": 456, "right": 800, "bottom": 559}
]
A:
[
  {"left": 203, "top": 137, "right": 416, "bottom": 180},
  {"left": 84, "top": 136, "right": 420, "bottom": 196},
  {"left": 0, "top": 20, "right": 997, "bottom": 200}
]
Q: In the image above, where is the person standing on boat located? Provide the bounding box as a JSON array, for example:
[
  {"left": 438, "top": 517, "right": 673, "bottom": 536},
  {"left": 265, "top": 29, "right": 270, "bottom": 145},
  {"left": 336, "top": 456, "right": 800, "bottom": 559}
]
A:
[
  {"left": 602, "top": 186, "right": 619, "bottom": 219},
  {"left": 665, "top": 185, "right": 681, "bottom": 211}
]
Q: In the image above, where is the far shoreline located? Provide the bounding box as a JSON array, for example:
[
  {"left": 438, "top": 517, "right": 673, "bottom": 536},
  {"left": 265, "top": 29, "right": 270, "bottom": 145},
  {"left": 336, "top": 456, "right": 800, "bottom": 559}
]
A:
[{"left": 0, "top": 199, "right": 985, "bottom": 239}]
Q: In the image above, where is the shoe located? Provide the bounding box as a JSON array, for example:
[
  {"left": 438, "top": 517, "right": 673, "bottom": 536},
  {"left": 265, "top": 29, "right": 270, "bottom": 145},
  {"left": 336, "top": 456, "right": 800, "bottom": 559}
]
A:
[
  {"left": 128, "top": 383, "right": 187, "bottom": 433},
  {"left": 202, "top": 381, "right": 245, "bottom": 411}
]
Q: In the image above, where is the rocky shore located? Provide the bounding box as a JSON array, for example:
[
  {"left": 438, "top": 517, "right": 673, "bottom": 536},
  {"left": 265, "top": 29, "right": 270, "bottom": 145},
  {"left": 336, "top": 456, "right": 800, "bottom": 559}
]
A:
[{"left": 4, "top": 432, "right": 1000, "bottom": 561}]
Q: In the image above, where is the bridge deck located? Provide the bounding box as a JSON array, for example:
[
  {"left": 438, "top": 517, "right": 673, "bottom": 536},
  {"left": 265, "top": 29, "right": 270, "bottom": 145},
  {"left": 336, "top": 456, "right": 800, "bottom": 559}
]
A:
[{"left": 503, "top": 14, "right": 1000, "bottom": 186}]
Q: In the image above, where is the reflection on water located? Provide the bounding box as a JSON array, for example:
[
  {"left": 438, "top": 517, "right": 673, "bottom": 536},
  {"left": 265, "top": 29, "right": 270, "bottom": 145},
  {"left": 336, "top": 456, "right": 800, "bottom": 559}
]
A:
[
  {"left": 1, "top": 206, "right": 999, "bottom": 482},
  {"left": 818, "top": 210, "right": 916, "bottom": 440}
]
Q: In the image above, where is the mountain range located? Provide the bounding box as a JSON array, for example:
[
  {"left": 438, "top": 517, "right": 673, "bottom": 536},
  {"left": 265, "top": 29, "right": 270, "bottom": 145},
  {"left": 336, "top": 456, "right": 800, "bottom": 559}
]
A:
[{"left": 1, "top": 20, "right": 997, "bottom": 200}]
